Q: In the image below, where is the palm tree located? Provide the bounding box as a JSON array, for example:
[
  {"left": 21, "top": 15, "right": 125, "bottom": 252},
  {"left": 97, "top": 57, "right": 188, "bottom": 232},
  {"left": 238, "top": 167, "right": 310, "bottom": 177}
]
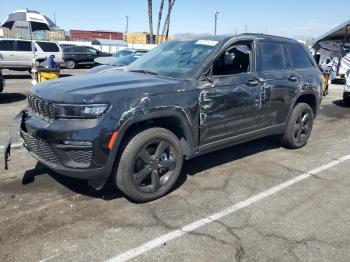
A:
[
  {"left": 147, "top": 0, "right": 154, "bottom": 44},
  {"left": 156, "top": 0, "right": 165, "bottom": 44},
  {"left": 162, "top": 0, "right": 175, "bottom": 40}
]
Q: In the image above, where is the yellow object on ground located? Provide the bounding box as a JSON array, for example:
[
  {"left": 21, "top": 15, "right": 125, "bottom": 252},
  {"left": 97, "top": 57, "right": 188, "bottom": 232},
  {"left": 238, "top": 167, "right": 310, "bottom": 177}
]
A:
[{"left": 34, "top": 69, "right": 60, "bottom": 83}]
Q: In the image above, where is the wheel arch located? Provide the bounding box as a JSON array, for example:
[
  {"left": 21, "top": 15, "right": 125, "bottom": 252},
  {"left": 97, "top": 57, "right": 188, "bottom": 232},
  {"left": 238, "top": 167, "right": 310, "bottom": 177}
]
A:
[
  {"left": 115, "top": 110, "right": 195, "bottom": 159},
  {"left": 286, "top": 92, "right": 318, "bottom": 123}
]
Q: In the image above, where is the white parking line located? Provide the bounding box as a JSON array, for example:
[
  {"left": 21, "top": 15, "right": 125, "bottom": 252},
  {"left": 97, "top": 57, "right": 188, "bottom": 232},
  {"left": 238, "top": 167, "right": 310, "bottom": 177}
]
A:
[{"left": 107, "top": 154, "right": 350, "bottom": 262}]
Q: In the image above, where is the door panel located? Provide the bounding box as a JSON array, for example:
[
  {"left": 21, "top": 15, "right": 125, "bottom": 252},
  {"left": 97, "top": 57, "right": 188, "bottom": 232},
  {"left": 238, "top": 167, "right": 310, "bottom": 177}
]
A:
[
  {"left": 256, "top": 70, "right": 297, "bottom": 127},
  {"left": 199, "top": 74, "right": 262, "bottom": 145}
]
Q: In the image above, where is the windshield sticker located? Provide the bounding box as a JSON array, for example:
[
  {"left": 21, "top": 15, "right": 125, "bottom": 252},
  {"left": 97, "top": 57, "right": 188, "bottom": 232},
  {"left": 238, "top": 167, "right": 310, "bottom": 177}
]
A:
[{"left": 195, "top": 40, "right": 218, "bottom": 46}]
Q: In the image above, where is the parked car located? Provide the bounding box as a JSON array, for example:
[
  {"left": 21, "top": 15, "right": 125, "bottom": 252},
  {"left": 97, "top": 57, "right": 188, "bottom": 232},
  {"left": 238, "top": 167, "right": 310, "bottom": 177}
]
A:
[
  {"left": 18, "top": 34, "right": 322, "bottom": 202},
  {"left": 88, "top": 52, "right": 145, "bottom": 74},
  {"left": 0, "top": 67, "right": 4, "bottom": 93},
  {"left": 0, "top": 39, "right": 64, "bottom": 71},
  {"left": 94, "top": 48, "right": 148, "bottom": 65},
  {"left": 343, "top": 69, "right": 350, "bottom": 106},
  {"left": 62, "top": 46, "right": 111, "bottom": 69}
]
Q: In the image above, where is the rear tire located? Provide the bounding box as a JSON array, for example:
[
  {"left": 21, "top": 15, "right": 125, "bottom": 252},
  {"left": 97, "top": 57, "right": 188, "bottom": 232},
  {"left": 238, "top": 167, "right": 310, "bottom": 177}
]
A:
[
  {"left": 66, "top": 60, "right": 76, "bottom": 69},
  {"left": 116, "top": 128, "right": 183, "bottom": 202},
  {"left": 281, "top": 103, "right": 314, "bottom": 149},
  {"left": 343, "top": 95, "right": 350, "bottom": 107}
]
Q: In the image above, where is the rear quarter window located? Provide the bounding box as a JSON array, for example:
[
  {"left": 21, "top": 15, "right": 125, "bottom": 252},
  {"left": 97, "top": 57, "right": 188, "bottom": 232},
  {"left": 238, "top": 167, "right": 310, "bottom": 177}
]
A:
[
  {"left": 259, "top": 42, "right": 286, "bottom": 71},
  {"left": 36, "top": 42, "right": 60, "bottom": 52},
  {"left": 0, "top": 40, "right": 15, "bottom": 51},
  {"left": 289, "top": 44, "right": 314, "bottom": 69}
]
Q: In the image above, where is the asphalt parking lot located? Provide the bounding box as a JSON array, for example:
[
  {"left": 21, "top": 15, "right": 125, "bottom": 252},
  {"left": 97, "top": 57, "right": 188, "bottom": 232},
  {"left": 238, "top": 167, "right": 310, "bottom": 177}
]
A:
[{"left": 1, "top": 70, "right": 350, "bottom": 262}]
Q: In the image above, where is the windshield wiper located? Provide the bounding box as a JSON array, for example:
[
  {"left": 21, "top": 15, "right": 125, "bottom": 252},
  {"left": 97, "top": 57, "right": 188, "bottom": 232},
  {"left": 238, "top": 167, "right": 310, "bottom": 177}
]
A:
[{"left": 129, "top": 69, "right": 159, "bottom": 75}]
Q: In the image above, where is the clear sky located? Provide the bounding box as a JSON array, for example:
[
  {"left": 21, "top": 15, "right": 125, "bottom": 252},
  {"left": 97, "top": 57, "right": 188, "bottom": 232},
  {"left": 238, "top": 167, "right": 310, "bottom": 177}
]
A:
[{"left": 1, "top": 0, "right": 349, "bottom": 38}]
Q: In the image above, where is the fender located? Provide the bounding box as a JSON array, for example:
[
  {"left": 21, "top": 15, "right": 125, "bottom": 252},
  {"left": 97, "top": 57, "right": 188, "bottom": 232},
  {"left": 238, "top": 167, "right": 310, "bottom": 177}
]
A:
[
  {"left": 111, "top": 106, "right": 197, "bottom": 159},
  {"left": 285, "top": 90, "right": 319, "bottom": 123}
]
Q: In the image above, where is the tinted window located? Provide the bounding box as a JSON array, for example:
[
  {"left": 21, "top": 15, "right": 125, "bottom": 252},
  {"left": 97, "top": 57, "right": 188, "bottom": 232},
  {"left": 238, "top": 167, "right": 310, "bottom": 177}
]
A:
[
  {"left": 37, "top": 42, "right": 59, "bottom": 52},
  {"left": 212, "top": 43, "right": 252, "bottom": 75},
  {"left": 17, "top": 41, "right": 32, "bottom": 52},
  {"left": 260, "top": 42, "right": 285, "bottom": 71},
  {"left": 75, "top": 46, "right": 89, "bottom": 53},
  {"left": 289, "top": 44, "right": 313, "bottom": 69},
  {"left": 282, "top": 44, "right": 292, "bottom": 70},
  {"left": 87, "top": 48, "right": 98, "bottom": 54},
  {"left": 63, "top": 47, "right": 72, "bottom": 53},
  {"left": 0, "top": 40, "right": 15, "bottom": 51}
]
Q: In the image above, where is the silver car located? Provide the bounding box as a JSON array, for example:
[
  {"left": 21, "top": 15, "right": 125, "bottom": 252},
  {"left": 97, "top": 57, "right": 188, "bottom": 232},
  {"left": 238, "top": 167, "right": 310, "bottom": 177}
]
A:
[{"left": 0, "top": 38, "right": 64, "bottom": 71}]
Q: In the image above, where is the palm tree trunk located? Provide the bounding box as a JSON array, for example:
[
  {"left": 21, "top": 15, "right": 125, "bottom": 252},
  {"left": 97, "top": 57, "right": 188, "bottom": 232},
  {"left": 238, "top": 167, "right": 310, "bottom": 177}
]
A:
[
  {"left": 156, "top": 0, "right": 164, "bottom": 44},
  {"left": 161, "top": 0, "right": 175, "bottom": 39},
  {"left": 147, "top": 0, "right": 154, "bottom": 44}
]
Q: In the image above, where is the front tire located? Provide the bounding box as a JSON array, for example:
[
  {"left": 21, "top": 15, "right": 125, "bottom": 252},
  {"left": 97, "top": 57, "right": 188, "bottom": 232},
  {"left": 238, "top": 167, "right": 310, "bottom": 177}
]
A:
[
  {"left": 343, "top": 95, "right": 350, "bottom": 107},
  {"left": 116, "top": 128, "right": 183, "bottom": 202},
  {"left": 281, "top": 103, "right": 314, "bottom": 149}
]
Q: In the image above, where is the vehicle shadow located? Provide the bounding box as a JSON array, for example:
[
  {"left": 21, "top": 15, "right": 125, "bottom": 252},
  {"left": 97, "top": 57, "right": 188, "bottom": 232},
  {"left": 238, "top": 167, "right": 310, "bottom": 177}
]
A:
[
  {"left": 21, "top": 137, "right": 281, "bottom": 202},
  {"left": 332, "top": 99, "right": 349, "bottom": 108},
  {"left": 22, "top": 162, "right": 124, "bottom": 200},
  {"left": 3, "top": 74, "right": 31, "bottom": 80},
  {"left": 0, "top": 93, "right": 27, "bottom": 104},
  {"left": 170, "top": 136, "right": 281, "bottom": 194}
]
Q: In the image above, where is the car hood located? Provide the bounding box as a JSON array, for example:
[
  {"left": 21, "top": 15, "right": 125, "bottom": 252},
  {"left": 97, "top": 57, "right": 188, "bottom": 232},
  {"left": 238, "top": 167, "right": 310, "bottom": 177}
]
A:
[
  {"left": 30, "top": 71, "right": 188, "bottom": 104},
  {"left": 87, "top": 64, "right": 117, "bottom": 74},
  {"left": 94, "top": 56, "right": 118, "bottom": 65}
]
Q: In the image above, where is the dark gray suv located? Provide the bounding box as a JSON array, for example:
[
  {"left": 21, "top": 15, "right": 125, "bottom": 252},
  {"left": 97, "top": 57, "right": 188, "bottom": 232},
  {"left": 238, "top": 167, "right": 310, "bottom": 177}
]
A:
[{"left": 16, "top": 34, "right": 323, "bottom": 202}]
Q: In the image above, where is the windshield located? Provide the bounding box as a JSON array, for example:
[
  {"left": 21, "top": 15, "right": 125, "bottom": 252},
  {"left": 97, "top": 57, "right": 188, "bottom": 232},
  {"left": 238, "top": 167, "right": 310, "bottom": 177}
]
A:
[{"left": 126, "top": 40, "right": 218, "bottom": 78}]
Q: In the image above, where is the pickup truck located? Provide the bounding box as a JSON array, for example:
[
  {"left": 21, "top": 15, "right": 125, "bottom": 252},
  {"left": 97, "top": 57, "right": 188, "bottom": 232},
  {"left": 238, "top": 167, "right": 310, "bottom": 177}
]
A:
[{"left": 15, "top": 34, "right": 323, "bottom": 202}]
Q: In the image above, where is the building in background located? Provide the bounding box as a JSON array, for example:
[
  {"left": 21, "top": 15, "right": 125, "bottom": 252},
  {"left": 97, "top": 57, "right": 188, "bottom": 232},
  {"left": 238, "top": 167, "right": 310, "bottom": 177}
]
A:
[
  {"left": 0, "top": 26, "right": 65, "bottom": 41},
  {"left": 125, "top": 32, "right": 174, "bottom": 44},
  {"left": 45, "top": 29, "right": 66, "bottom": 41},
  {"left": 70, "top": 30, "right": 124, "bottom": 41}
]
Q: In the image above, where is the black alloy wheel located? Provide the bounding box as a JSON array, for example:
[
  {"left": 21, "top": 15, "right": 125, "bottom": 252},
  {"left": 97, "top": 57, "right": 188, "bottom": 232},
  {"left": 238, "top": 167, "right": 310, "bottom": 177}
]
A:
[
  {"left": 281, "top": 103, "right": 314, "bottom": 149},
  {"left": 132, "top": 140, "right": 177, "bottom": 193},
  {"left": 116, "top": 128, "right": 183, "bottom": 202}
]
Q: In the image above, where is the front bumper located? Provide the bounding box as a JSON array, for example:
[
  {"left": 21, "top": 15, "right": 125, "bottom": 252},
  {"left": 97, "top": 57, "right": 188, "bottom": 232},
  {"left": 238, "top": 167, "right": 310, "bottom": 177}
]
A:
[{"left": 21, "top": 110, "right": 118, "bottom": 180}]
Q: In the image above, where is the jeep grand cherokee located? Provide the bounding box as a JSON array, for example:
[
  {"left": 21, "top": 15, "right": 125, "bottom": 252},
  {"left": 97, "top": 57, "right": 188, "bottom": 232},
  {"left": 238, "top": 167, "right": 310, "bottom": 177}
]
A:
[{"left": 17, "top": 34, "right": 322, "bottom": 202}]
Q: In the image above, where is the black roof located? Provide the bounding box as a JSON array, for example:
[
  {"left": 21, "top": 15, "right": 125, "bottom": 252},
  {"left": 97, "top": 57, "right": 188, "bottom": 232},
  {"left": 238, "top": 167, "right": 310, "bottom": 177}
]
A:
[{"left": 176, "top": 33, "right": 299, "bottom": 44}]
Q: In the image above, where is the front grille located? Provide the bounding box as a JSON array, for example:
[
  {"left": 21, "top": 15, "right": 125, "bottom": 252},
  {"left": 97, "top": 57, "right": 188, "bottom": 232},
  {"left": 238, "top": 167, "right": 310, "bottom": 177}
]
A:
[
  {"left": 28, "top": 95, "right": 56, "bottom": 119},
  {"left": 22, "top": 132, "right": 61, "bottom": 166},
  {"left": 66, "top": 150, "right": 92, "bottom": 164}
]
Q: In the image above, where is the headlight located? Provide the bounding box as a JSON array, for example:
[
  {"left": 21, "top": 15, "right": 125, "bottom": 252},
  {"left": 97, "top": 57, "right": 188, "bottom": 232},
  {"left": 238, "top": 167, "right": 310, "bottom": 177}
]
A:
[{"left": 55, "top": 104, "right": 109, "bottom": 119}]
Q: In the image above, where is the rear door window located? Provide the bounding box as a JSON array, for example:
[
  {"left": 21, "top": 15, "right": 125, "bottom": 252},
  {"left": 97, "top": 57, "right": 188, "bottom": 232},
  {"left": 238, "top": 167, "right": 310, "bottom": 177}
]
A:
[
  {"left": 289, "top": 44, "right": 313, "bottom": 69},
  {"left": 36, "top": 41, "right": 60, "bottom": 52},
  {"left": 0, "top": 40, "right": 15, "bottom": 51},
  {"left": 259, "top": 42, "right": 286, "bottom": 71},
  {"left": 16, "top": 41, "right": 32, "bottom": 52}
]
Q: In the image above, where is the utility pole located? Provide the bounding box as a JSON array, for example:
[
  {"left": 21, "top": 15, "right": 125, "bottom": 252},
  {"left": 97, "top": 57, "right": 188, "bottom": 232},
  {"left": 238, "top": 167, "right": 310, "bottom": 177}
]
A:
[
  {"left": 125, "top": 16, "right": 129, "bottom": 33},
  {"left": 214, "top": 10, "right": 219, "bottom": 35},
  {"left": 244, "top": 24, "right": 248, "bottom": 33}
]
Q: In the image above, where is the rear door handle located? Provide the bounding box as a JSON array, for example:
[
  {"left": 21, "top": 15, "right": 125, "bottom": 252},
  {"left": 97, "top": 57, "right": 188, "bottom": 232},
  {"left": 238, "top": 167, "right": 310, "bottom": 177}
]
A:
[{"left": 288, "top": 75, "right": 299, "bottom": 82}]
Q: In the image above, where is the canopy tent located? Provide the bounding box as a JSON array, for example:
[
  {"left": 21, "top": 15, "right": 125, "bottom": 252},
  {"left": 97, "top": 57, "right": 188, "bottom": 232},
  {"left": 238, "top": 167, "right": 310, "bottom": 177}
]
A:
[{"left": 314, "top": 19, "right": 350, "bottom": 43}]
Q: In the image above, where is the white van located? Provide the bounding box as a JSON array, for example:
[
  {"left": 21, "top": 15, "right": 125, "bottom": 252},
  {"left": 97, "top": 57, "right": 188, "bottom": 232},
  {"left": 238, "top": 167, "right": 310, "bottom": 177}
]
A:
[{"left": 0, "top": 38, "right": 64, "bottom": 71}]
